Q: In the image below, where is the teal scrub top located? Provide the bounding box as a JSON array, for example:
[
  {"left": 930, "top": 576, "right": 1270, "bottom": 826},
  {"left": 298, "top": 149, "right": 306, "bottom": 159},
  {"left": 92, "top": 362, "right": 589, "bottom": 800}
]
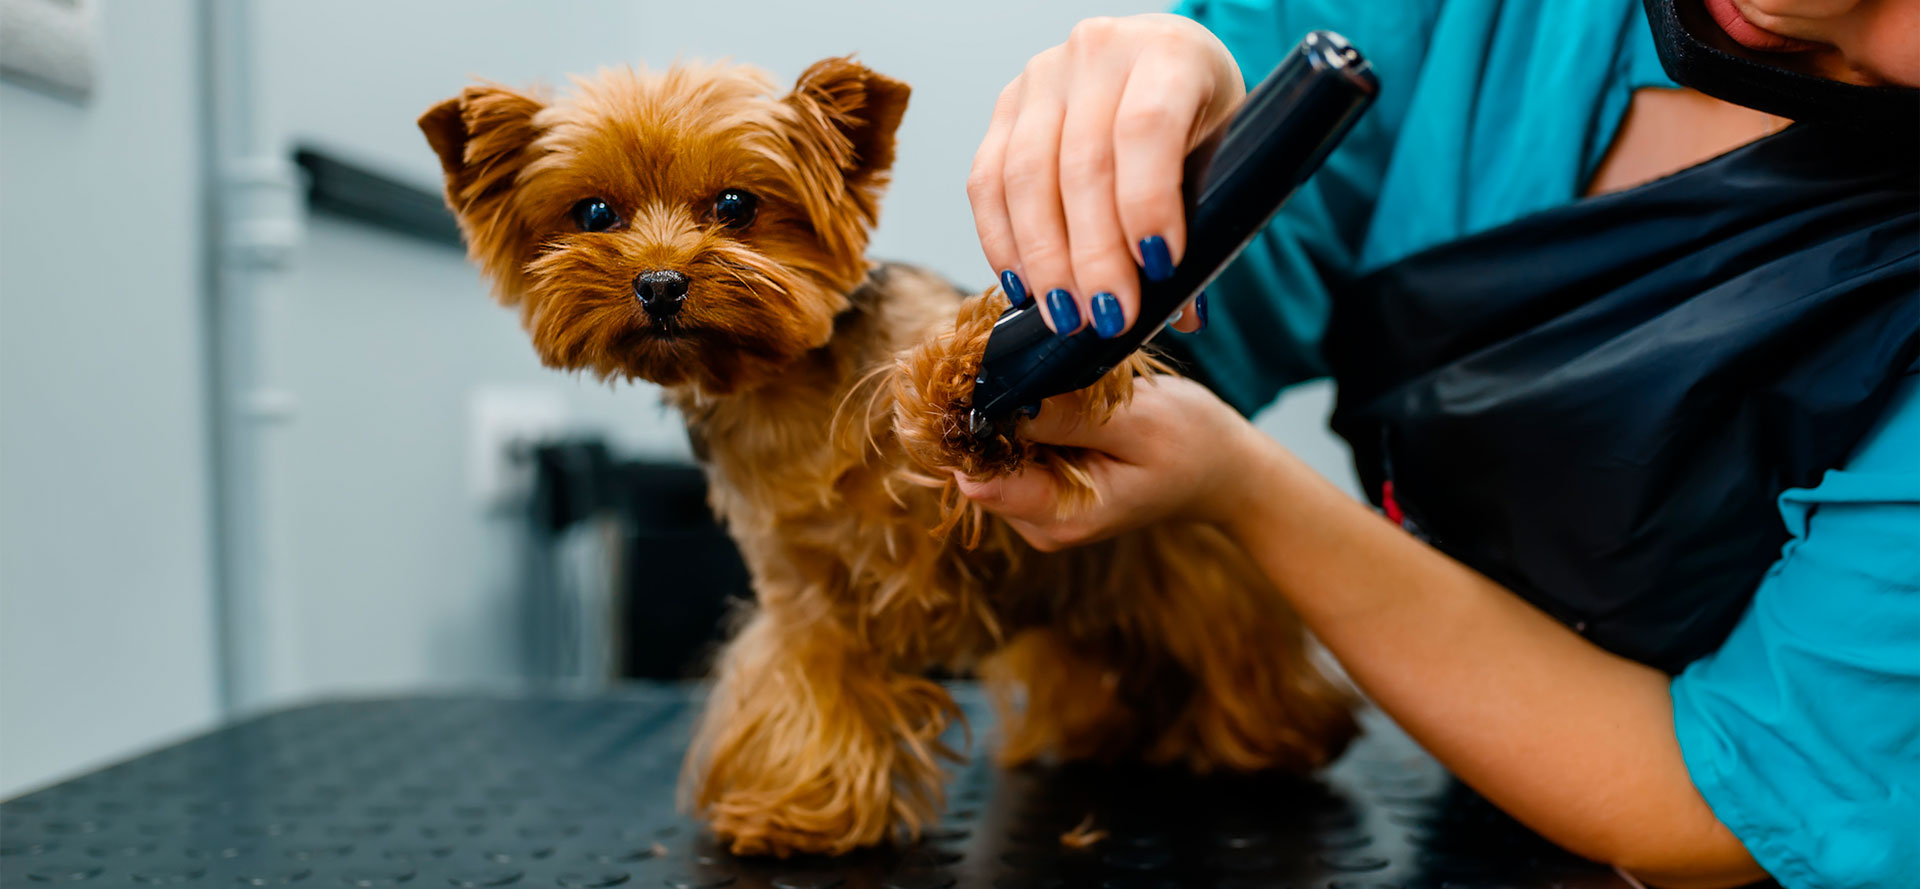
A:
[{"left": 1172, "top": 1, "right": 1920, "bottom": 886}]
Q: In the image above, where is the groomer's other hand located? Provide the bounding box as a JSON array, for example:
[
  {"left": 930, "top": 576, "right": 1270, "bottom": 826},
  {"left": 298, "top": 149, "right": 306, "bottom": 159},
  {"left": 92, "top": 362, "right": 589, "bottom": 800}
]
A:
[
  {"left": 970, "top": 14, "right": 1243, "bottom": 338},
  {"left": 955, "top": 376, "right": 1266, "bottom": 551}
]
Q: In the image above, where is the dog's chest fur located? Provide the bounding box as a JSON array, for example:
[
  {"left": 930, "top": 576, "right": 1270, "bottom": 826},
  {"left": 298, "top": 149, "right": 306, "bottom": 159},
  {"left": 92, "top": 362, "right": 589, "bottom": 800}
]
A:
[{"left": 668, "top": 263, "right": 1007, "bottom": 658}]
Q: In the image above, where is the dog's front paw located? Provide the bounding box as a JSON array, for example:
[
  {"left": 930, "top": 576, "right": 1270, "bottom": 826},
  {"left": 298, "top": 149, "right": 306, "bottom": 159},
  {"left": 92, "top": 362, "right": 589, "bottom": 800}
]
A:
[
  {"left": 685, "top": 610, "right": 963, "bottom": 856},
  {"left": 890, "top": 287, "right": 1174, "bottom": 541},
  {"left": 703, "top": 792, "right": 847, "bottom": 857},
  {"left": 892, "top": 288, "right": 1019, "bottom": 480},
  {"left": 693, "top": 686, "right": 959, "bottom": 856},
  {"left": 892, "top": 287, "right": 1174, "bottom": 480}
]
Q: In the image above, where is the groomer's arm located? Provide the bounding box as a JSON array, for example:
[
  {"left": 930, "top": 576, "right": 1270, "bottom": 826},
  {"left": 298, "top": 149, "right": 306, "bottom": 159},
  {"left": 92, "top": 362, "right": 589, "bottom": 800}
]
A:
[
  {"left": 1219, "top": 431, "right": 1765, "bottom": 889},
  {"left": 957, "top": 378, "right": 1767, "bottom": 889}
]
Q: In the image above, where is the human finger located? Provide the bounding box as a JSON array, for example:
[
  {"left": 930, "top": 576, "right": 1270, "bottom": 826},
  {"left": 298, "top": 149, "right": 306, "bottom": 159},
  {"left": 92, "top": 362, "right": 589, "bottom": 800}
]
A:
[
  {"left": 1056, "top": 17, "right": 1143, "bottom": 339},
  {"left": 1111, "top": 46, "right": 1216, "bottom": 285},
  {"left": 1001, "top": 48, "right": 1081, "bottom": 334},
  {"left": 967, "top": 76, "right": 1030, "bottom": 306}
]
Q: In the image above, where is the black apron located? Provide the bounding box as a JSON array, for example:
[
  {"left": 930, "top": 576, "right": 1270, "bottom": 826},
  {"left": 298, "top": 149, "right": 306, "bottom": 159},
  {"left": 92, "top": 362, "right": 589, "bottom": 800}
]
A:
[{"left": 1318, "top": 124, "right": 1918, "bottom": 673}]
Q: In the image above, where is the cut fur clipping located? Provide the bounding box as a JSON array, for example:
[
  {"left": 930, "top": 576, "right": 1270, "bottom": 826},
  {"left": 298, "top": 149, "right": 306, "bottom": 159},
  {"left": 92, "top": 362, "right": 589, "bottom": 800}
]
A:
[{"left": 1059, "top": 814, "right": 1109, "bottom": 850}]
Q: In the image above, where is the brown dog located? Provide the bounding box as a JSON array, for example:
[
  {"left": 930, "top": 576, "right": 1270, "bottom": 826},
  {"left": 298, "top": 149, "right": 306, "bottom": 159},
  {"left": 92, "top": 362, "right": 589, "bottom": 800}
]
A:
[{"left": 419, "top": 57, "right": 1356, "bottom": 857}]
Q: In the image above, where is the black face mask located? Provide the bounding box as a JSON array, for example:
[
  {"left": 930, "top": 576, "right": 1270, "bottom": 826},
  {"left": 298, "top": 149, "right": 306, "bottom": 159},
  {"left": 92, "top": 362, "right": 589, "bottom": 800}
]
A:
[{"left": 1644, "top": 0, "right": 1920, "bottom": 131}]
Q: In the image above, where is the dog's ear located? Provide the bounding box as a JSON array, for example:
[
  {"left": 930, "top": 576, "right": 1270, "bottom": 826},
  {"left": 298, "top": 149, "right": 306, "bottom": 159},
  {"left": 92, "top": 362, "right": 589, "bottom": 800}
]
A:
[
  {"left": 419, "top": 84, "right": 547, "bottom": 216},
  {"left": 784, "top": 56, "right": 911, "bottom": 194},
  {"left": 782, "top": 57, "right": 910, "bottom": 277},
  {"left": 418, "top": 84, "right": 547, "bottom": 302}
]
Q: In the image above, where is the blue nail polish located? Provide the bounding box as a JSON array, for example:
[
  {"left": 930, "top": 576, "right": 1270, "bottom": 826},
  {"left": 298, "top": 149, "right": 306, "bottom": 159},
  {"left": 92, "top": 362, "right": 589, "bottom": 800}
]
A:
[
  {"left": 999, "top": 269, "right": 1028, "bottom": 306},
  {"left": 1090, "top": 292, "right": 1125, "bottom": 338},
  {"left": 1138, "top": 235, "right": 1174, "bottom": 282},
  {"left": 1044, "top": 288, "right": 1080, "bottom": 334},
  {"left": 1019, "top": 402, "right": 1041, "bottom": 419},
  {"left": 1178, "top": 291, "right": 1210, "bottom": 334}
]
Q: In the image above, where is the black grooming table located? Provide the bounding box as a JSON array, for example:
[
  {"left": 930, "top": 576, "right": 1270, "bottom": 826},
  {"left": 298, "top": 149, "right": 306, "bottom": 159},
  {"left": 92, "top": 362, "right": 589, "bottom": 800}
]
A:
[{"left": 0, "top": 686, "right": 1638, "bottom": 889}]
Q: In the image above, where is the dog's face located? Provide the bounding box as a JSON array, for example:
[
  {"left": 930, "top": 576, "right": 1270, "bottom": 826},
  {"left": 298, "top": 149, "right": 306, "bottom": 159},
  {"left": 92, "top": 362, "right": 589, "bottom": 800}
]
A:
[{"left": 420, "top": 58, "right": 909, "bottom": 395}]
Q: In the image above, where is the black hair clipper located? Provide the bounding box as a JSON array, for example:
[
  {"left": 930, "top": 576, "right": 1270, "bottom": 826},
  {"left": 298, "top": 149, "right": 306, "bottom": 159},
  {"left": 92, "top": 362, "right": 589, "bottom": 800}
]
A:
[{"left": 965, "top": 30, "right": 1379, "bottom": 442}]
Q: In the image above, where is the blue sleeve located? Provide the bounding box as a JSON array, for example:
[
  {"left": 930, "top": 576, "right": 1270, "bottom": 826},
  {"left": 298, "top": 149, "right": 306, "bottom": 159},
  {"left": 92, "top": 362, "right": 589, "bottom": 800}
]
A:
[
  {"left": 1169, "top": 0, "right": 1671, "bottom": 414},
  {"left": 1671, "top": 374, "right": 1920, "bottom": 889},
  {"left": 1170, "top": 0, "right": 1441, "bottom": 413}
]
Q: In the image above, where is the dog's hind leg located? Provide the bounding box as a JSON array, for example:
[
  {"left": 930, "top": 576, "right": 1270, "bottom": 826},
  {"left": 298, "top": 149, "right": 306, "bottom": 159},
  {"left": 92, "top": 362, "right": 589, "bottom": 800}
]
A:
[
  {"left": 1126, "top": 525, "right": 1360, "bottom": 773},
  {"left": 979, "top": 625, "right": 1136, "bottom": 766},
  {"left": 682, "top": 600, "right": 960, "bottom": 856}
]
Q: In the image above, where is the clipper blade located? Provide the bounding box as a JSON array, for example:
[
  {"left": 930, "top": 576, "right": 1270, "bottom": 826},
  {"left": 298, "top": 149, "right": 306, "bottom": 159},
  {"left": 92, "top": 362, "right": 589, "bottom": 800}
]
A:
[
  {"left": 965, "top": 408, "right": 993, "bottom": 442},
  {"left": 960, "top": 410, "right": 990, "bottom": 441}
]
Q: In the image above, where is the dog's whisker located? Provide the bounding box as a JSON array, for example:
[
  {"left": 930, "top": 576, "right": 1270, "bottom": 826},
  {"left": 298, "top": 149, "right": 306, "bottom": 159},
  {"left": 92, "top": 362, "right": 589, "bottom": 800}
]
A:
[
  {"left": 830, "top": 362, "right": 894, "bottom": 460},
  {"left": 719, "top": 261, "right": 755, "bottom": 294}
]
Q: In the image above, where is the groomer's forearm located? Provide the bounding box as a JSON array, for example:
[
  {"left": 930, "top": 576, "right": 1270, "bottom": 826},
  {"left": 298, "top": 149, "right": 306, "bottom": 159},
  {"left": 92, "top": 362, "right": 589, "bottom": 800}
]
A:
[{"left": 1221, "top": 435, "right": 1765, "bottom": 889}]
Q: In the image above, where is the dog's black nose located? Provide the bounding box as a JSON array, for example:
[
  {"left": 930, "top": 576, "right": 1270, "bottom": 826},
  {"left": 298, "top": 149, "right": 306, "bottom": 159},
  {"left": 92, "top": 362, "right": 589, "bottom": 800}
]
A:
[{"left": 634, "top": 269, "right": 690, "bottom": 317}]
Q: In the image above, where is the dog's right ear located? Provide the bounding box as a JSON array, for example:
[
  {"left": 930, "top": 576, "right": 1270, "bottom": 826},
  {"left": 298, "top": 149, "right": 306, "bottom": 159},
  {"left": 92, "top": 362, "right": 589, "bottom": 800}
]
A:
[
  {"left": 418, "top": 84, "right": 547, "bottom": 301},
  {"left": 417, "top": 96, "right": 472, "bottom": 176},
  {"left": 418, "top": 84, "right": 546, "bottom": 215}
]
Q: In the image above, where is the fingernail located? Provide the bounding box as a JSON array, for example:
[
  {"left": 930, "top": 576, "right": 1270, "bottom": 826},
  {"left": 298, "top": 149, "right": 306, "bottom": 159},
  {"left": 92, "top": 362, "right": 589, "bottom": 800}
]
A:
[
  {"left": 1138, "top": 235, "right": 1174, "bottom": 282},
  {"left": 1177, "top": 291, "right": 1209, "bottom": 334},
  {"left": 1045, "top": 288, "right": 1080, "bottom": 334},
  {"left": 999, "top": 269, "right": 1028, "bottom": 306},
  {"left": 1090, "top": 292, "right": 1125, "bottom": 338},
  {"left": 1019, "top": 402, "right": 1041, "bottom": 419}
]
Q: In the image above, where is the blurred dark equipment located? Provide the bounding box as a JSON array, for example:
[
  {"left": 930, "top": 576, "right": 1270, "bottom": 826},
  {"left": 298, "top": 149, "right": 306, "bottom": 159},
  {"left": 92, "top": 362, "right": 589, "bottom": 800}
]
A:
[
  {"left": 293, "top": 144, "right": 463, "bottom": 248},
  {"left": 522, "top": 438, "right": 748, "bottom": 683}
]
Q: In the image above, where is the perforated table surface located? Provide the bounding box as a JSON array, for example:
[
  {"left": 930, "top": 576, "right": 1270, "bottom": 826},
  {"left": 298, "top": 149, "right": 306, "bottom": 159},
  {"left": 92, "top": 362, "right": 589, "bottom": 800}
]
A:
[{"left": 0, "top": 687, "right": 1641, "bottom": 889}]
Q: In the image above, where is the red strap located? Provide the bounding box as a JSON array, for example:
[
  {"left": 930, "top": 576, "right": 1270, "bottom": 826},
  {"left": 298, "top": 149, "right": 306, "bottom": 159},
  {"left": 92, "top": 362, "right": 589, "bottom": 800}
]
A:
[{"left": 1381, "top": 480, "right": 1405, "bottom": 525}]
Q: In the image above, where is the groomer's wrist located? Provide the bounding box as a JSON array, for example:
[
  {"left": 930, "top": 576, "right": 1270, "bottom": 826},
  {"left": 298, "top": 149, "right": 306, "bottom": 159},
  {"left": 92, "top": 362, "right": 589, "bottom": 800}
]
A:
[
  {"left": 1213, "top": 427, "right": 1355, "bottom": 558},
  {"left": 1206, "top": 425, "right": 1295, "bottom": 542}
]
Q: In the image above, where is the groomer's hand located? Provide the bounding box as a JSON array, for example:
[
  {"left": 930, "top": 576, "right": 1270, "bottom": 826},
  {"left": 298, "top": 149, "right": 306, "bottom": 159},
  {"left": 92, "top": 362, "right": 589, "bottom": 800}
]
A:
[
  {"left": 970, "top": 14, "right": 1244, "bottom": 338},
  {"left": 956, "top": 376, "right": 1268, "bottom": 550}
]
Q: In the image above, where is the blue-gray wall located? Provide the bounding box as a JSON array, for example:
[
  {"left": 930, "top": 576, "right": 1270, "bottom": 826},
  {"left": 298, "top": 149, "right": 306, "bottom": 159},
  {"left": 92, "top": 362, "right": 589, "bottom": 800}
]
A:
[{"left": 0, "top": 0, "right": 221, "bottom": 797}]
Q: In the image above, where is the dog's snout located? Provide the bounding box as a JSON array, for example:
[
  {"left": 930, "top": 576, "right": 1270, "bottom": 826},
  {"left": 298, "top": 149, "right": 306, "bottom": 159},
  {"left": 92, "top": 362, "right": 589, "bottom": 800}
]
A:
[{"left": 634, "top": 269, "right": 690, "bottom": 317}]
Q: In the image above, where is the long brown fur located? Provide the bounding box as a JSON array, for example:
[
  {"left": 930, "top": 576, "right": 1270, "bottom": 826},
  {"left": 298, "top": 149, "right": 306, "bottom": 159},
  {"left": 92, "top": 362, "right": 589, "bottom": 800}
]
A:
[{"left": 420, "top": 56, "right": 1357, "bottom": 858}]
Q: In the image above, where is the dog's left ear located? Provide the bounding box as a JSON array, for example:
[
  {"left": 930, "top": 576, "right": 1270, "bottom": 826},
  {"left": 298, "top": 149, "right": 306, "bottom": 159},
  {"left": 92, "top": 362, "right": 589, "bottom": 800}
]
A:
[{"left": 784, "top": 56, "right": 911, "bottom": 195}]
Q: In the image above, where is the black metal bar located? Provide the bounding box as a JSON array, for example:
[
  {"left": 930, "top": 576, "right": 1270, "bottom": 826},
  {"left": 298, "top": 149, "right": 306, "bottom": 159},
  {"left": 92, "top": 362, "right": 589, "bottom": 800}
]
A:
[{"left": 292, "top": 145, "right": 463, "bottom": 249}]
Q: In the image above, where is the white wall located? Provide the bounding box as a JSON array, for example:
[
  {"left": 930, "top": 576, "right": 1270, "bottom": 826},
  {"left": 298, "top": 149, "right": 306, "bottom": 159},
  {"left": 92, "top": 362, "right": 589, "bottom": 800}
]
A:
[{"left": 0, "top": 0, "right": 222, "bottom": 797}]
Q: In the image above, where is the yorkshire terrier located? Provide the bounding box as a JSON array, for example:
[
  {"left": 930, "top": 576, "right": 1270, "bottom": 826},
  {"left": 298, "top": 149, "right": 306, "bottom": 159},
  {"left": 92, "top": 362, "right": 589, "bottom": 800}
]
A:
[{"left": 420, "top": 57, "right": 1357, "bottom": 857}]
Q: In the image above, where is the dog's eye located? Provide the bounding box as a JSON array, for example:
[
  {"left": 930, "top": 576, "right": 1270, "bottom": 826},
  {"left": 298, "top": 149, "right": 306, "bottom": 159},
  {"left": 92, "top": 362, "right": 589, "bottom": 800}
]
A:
[
  {"left": 571, "top": 198, "right": 620, "bottom": 233},
  {"left": 711, "top": 189, "right": 758, "bottom": 229}
]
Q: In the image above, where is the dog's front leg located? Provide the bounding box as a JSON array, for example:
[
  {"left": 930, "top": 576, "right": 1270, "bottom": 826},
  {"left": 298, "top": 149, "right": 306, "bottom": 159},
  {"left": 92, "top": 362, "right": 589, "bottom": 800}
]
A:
[{"left": 682, "top": 600, "right": 961, "bottom": 856}]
